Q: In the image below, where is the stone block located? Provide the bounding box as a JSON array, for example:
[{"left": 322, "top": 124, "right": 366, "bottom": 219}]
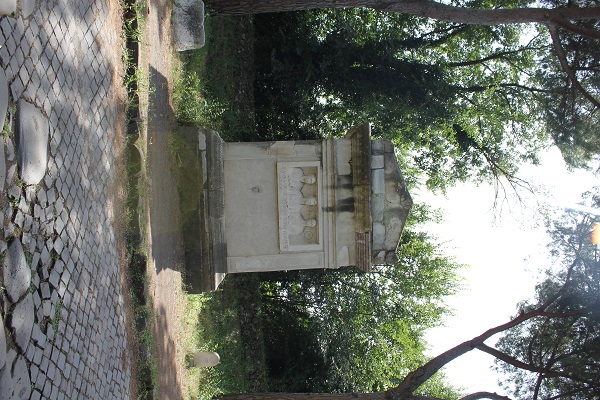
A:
[
  {"left": 198, "top": 131, "right": 206, "bottom": 150},
  {"left": 383, "top": 140, "right": 394, "bottom": 152},
  {"left": 372, "top": 222, "right": 385, "bottom": 249},
  {"left": 191, "top": 351, "right": 220, "bottom": 367},
  {"left": 371, "top": 155, "right": 384, "bottom": 169},
  {"left": 371, "top": 193, "right": 384, "bottom": 223},
  {"left": 372, "top": 168, "right": 384, "bottom": 194},
  {"left": 385, "top": 180, "right": 401, "bottom": 204},
  {"left": 173, "top": 0, "right": 205, "bottom": 51},
  {"left": 384, "top": 216, "right": 403, "bottom": 251},
  {"left": 371, "top": 139, "right": 384, "bottom": 153}
]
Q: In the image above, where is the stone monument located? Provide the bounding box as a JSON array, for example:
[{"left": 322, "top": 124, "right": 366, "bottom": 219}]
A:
[{"left": 185, "top": 124, "right": 412, "bottom": 292}]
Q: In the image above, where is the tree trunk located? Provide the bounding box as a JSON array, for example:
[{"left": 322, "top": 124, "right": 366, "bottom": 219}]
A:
[
  {"left": 219, "top": 394, "right": 390, "bottom": 400},
  {"left": 206, "top": 0, "right": 600, "bottom": 25}
]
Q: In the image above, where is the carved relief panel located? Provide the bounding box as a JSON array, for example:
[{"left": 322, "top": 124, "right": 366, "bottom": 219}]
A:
[{"left": 277, "top": 161, "right": 322, "bottom": 252}]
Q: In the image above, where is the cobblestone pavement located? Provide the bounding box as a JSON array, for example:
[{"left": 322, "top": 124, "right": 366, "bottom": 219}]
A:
[{"left": 0, "top": 1, "right": 131, "bottom": 399}]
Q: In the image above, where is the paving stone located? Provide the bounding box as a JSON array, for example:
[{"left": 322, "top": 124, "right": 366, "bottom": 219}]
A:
[
  {"left": 42, "top": 299, "right": 51, "bottom": 317},
  {"left": 0, "top": 313, "right": 5, "bottom": 370},
  {"left": 35, "top": 368, "right": 45, "bottom": 389},
  {"left": 33, "top": 347, "right": 43, "bottom": 365},
  {"left": 0, "top": 142, "right": 5, "bottom": 195},
  {"left": 16, "top": 100, "right": 49, "bottom": 185},
  {"left": 6, "top": 164, "right": 16, "bottom": 186},
  {"left": 0, "top": 0, "right": 17, "bottom": 15},
  {"left": 11, "top": 292, "right": 34, "bottom": 352},
  {"left": 0, "top": 350, "right": 15, "bottom": 400},
  {"left": 32, "top": 289, "right": 41, "bottom": 308},
  {"left": 13, "top": 209, "right": 24, "bottom": 227},
  {"left": 41, "top": 281, "right": 50, "bottom": 299},
  {"left": 30, "top": 363, "right": 39, "bottom": 383},
  {"left": 11, "top": 355, "right": 32, "bottom": 399},
  {"left": 20, "top": 0, "right": 35, "bottom": 17},
  {"left": 49, "top": 267, "right": 60, "bottom": 288},
  {"left": 3, "top": 222, "right": 15, "bottom": 239},
  {"left": 0, "top": 66, "right": 8, "bottom": 134},
  {"left": 42, "top": 380, "right": 51, "bottom": 397},
  {"left": 3, "top": 239, "right": 30, "bottom": 302}
]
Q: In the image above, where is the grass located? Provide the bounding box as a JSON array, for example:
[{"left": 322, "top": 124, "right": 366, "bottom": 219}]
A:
[
  {"left": 173, "top": 15, "right": 255, "bottom": 140},
  {"left": 120, "top": 0, "right": 159, "bottom": 397},
  {"left": 179, "top": 278, "right": 262, "bottom": 399},
  {"left": 122, "top": 0, "right": 150, "bottom": 115},
  {"left": 51, "top": 299, "right": 64, "bottom": 333},
  {"left": 2, "top": 103, "right": 14, "bottom": 138}
]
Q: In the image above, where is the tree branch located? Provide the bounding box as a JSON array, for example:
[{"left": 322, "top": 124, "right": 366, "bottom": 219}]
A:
[
  {"left": 391, "top": 257, "right": 584, "bottom": 395},
  {"left": 446, "top": 47, "right": 543, "bottom": 68},
  {"left": 477, "top": 343, "right": 548, "bottom": 375},
  {"left": 547, "top": 23, "right": 600, "bottom": 110},
  {"left": 460, "top": 393, "right": 513, "bottom": 400},
  {"left": 550, "top": 17, "right": 600, "bottom": 40},
  {"left": 532, "top": 373, "right": 543, "bottom": 400}
]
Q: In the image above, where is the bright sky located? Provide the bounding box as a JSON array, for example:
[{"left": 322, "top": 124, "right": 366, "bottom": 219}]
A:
[{"left": 416, "top": 147, "right": 597, "bottom": 395}]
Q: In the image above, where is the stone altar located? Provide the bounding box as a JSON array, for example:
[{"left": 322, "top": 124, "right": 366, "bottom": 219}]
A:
[{"left": 186, "top": 124, "right": 412, "bottom": 291}]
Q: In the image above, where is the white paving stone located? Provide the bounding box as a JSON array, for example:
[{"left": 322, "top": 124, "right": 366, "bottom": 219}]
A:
[
  {"left": 0, "top": 138, "right": 5, "bottom": 191},
  {"left": 17, "top": 100, "right": 49, "bottom": 185},
  {"left": 0, "top": 313, "right": 6, "bottom": 370},
  {"left": 3, "top": 240, "right": 30, "bottom": 302},
  {"left": 0, "top": 0, "right": 17, "bottom": 15},
  {"left": 11, "top": 293, "right": 34, "bottom": 352},
  {"left": 0, "top": 66, "right": 8, "bottom": 131}
]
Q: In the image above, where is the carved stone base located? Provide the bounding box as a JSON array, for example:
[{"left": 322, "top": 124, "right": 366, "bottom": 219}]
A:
[{"left": 180, "top": 127, "right": 226, "bottom": 292}]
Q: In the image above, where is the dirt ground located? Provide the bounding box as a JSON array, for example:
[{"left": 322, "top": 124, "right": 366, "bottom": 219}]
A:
[{"left": 136, "top": 0, "right": 189, "bottom": 398}]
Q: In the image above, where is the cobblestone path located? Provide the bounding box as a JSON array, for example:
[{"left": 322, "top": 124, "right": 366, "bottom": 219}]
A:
[{"left": 0, "top": 0, "right": 131, "bottom": 399}]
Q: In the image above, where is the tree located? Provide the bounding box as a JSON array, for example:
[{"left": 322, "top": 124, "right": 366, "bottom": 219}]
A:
[
  {"left": 494, "top": 189, "right": 600, "bottom": 400},
  {"left": 252, "top": 10, "right": 547, "bottom": 192},
  {"left": 217, "top": 190, "right": 600, "bottom": 400},
  {"left": 206, "top": 0, "right": 600, "bottom": 24},
  {"left": 258, "top": 203, "right": 463, "bottom": 395},
  {"left": 212, "top": 0, "right": 600, "bottom": 191}
]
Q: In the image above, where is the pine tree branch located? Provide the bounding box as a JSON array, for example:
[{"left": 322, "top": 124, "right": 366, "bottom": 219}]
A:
[
  {"left": 391, "top": 256, "right": 584, "bottom": 395},
  {"left": 550, "top": 17, "right": 600, "bottom": 40},
  {"left": 547, "top": 23, "right": 600, "bottom": 111},
  {"left": 446, "top": 47, "right": 543, "bottom": 68}
]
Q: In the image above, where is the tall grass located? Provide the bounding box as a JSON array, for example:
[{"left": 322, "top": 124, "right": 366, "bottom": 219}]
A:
[
  {"left": 173, "top": 15, "right": 255, "bottom": 140},
  {"left": 182, "top": 281, "right": 257, "bottom": 399}
]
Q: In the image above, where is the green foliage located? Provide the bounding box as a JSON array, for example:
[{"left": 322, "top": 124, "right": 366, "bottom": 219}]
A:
[
  {"left": 258, "top": 204, "right": 462, "bottom": 395},
  {"left": 176, "top": 15, "right": 256, "bottom": 140},
  {"left": 186, "top": 277, "right": 264, "bottom": 399},
  {"left": 532, "top": 2, "right": 600, "bottom": 168},
  {"left": 173, "top": 71, "right": 226, "bottom": 126},
  {"left": 253, "top": 5, "right": 600, "bottom": 191},
  {"left": 495, "top": 188, "right": 600, "bottom": 400}
]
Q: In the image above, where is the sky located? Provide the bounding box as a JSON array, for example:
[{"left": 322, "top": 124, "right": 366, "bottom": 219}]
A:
[{"left": 415, "top": 147, "right": 597, "bottom": 395}]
